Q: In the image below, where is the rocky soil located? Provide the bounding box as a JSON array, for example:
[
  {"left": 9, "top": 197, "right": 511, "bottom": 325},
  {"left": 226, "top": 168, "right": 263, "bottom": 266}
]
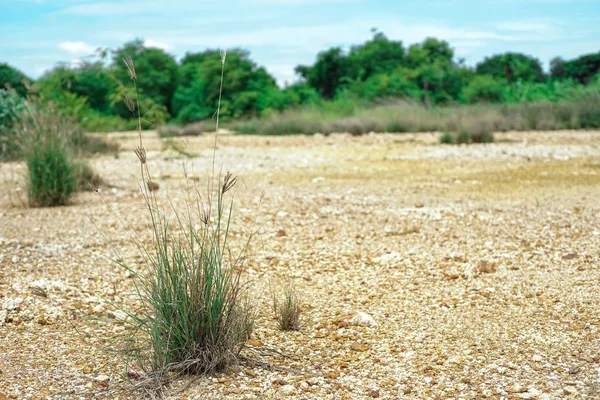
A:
[{"left": 1, "top": 130, "right": 599, "bottom": 399}]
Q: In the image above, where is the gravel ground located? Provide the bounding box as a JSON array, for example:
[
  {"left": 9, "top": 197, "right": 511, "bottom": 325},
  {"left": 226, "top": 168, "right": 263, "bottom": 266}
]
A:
[{"left": 1, "top": 130, "right": 599, "bottom": 399}]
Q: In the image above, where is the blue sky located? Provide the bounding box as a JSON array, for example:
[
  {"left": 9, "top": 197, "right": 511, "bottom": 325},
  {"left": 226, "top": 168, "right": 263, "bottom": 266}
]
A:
[{"left": 1, "top": 0, "right": 599, "bottom": 85}]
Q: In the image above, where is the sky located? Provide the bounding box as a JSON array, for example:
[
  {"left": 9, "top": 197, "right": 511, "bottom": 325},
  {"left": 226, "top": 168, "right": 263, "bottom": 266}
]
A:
[{"left": 1, "top": 0, "right": 599, "bottom": 86}]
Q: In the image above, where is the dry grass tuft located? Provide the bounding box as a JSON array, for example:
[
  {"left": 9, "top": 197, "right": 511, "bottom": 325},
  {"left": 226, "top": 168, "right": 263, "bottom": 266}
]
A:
[{"left": 272, "top": 282, "right": 302, "bottom": 331}]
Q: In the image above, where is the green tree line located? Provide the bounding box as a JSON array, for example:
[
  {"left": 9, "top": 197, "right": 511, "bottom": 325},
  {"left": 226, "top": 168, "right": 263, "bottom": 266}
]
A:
[{"left": 2, "top": 33, "right": 600, "bottom": 131}]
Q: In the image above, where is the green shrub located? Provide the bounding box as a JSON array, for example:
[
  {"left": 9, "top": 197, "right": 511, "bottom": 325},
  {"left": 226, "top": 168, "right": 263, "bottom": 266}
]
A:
[
  {"left": 440, "top": 132, "right": 454, "bottom": 144},
  {"left": 25, "top": 135, "right": 76, "bottom": 207},
  {"left": 462, "top": 75, "right": 506, "bottom": 103}
]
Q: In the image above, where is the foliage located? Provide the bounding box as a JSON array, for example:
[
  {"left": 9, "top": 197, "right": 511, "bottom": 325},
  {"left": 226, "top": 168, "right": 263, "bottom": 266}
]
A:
[
  {"left": 174, "top": 49, "right": 278, "bottom": 122},
  {"left": 476, "top": 52, "right": 545, "bottom": 83},
  {"left": 0, "top": 89, "right": 27, "bottom": 159},
  {"left": 296, "top": 47, "right": 352, "bottom": 99},
  {"left": 557, "top": 52, "right": 600, "bottom": 84},
  {"left": 4, "top": 33, "right": 600, "bottom": 133},
  {"left": 462, "top": 75, "right": 506, "bottom": 103},
  {"left": 0, "top": 63, "right": 31, "bottom": 97},
  {"left": 112, "top": 39, "right": 179, "bottom": 116}
]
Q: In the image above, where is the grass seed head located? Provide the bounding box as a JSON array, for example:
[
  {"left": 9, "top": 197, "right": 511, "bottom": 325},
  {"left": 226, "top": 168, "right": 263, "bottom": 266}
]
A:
[
  {"left": 123, "top": 56, "right": 137, "bottom": 81},
  {"left": 134, "top": 146, "right": 147, "bottom": 164},
  {"left": 124, "top": 95, "right": 136, "bottom": 113}
]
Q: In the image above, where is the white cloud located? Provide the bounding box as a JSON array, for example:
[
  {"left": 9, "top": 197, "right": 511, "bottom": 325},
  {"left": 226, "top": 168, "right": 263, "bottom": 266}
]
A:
[
  {"left": 58, "top": 41, "right": 95, "bottom": 54},
  {"left": 144, "top": 39, "right": 172, "bottom": 51},
  {"left": 265, "top": 63, "right": 299, "bottom": 86}
]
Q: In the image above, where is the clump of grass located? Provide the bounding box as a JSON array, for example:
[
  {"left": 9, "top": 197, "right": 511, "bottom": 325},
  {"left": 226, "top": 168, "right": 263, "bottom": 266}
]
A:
[
  {"left": 157, "top": 124, "right": 183, "bottom": 138},
  {"left": 181, "top": 121, "right": 208, "bottom": 136},
  {"left": 272, "top": 282, "right": 302, "bottom": 331},
  {"left": 15, "top": 100, "right": 83, "bottom": 206},
  {"left": 440, "top": 132, "right": 454, "bottom": 144},
  {"left": 114, "top": 53, "right": 254, "bottom": 390},
  {"left": 234, "top": 96, "right": 600, "bottom": 136},
  {"left": 24, "top": 133, "right": 76, "bottom": 206}
]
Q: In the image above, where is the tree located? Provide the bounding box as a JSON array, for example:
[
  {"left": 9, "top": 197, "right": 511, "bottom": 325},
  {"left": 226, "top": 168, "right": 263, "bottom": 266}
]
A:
[
  {"left": 0, "top": 63, "right": 31, "bottom": 97},
  {"left": 404, "top": 38, "right": 465, "bottom": 104},
  {"left": 173, "top": 49, "right": 279, "bottom": 122},
  {"left": 347, "top": 31, "right": 405, "bottom": 80},
  {"left": 296, "top": 47, "right": 352, "bottom": 99},
  {"left": 550, "top": 57, "right": 567, "bottom": 80},
  {"left": 36, "top": 61, "right": 116, "bottom": 114},
  {"left": 112, "top": 39, "right": 178, "bottom": 116},
  {"left": 560, "top": 52, "right": 600, "bottom": 84},
  {"left": 476, "top": 52, "right": 545, "bottom": 83}
]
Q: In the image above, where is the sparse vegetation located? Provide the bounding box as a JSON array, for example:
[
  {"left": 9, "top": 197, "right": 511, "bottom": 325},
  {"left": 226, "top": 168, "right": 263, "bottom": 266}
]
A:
[{"left": 3, "top": 35, "right": 599, "bottom": 134}]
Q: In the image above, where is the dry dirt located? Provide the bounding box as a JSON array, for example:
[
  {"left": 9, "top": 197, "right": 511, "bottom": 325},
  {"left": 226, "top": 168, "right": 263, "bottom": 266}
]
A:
[{"left": 1, "top": 130, "right": 599, "bottom": 399}]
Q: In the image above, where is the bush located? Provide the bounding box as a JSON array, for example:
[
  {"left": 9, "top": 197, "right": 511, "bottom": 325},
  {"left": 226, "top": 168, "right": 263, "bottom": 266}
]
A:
[
  {"left": 440, "top": 132, "right": 454, "bottom": 144},
  {"left": 25, "top": 134, "right": 76, "bottom": 207},
  {"left": 462, "top": 75, "right": 506, "bottom": 103}
]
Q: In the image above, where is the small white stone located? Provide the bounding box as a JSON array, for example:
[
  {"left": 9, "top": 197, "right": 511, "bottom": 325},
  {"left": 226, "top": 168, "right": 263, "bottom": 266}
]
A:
[
  {"left": 107, "top": 310, "right": 128, "bottom": 321},
  {"left": 307, "top": 377, "right": 321, "bottom": 386},
  {"left": 2, "top": 297, "right": 22, "bottom": 311},
  {"left": 350, "top": 312, "right": 376, "bottom": 327},
  {"left": 278, "top": 384, "right": 296, "bottom": 395},
  {"left": 276, "top": 211, "right": 288, "bottom": 218},
  {"left": 0, "top": 309, "right": 7, "bottom": 324},
  {"left": 563, "top": 386, "right": 578, "bottom": 395},
  {"left": 94, "top": 374, "right": 110, "bottom": 382},
  {"left": 532, "top": 354, "right": 543, "bottom": 362},
  {"left": 312, "top": 177, "right": 325, "bottom": 183}
]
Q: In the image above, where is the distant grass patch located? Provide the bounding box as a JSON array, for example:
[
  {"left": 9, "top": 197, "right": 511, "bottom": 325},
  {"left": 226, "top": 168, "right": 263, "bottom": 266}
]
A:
[{"left": 232, "top": 95, "right": 600, "bottom": 136}]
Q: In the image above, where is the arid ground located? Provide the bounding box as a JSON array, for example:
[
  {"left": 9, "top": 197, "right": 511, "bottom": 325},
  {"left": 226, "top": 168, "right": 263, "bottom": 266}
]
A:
[{"left": 1, "top": 130, "right": 599, "bottom": 399}]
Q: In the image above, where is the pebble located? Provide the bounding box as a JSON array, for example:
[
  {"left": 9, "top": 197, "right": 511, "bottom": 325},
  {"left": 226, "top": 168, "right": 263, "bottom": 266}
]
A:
[
  {"left": 94, "top": 375, "right": 110, "bottom": 382},
  {"left": 349, "top": 311, "right": 376, "bottom": 327},
  {"left": 563, "top": 386, "right": 578, "bottom": 395},
  {"left": 2, "top": 298, "right": 22, "bottom": 311},
  {"left": 532, "top": 354, "right": 543, "bottom": 362},
  {"left": 278, "top": 384, "right": 296, "bottom": 395}
]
